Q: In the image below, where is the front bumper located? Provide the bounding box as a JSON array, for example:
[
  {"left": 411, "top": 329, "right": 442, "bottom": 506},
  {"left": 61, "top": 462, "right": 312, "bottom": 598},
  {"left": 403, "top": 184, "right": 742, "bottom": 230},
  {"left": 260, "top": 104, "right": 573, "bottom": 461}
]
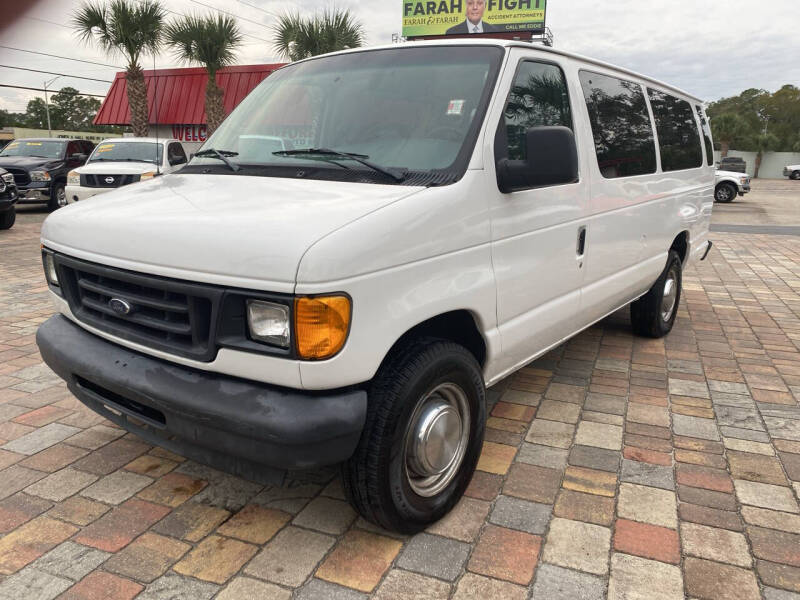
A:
[
  {"left": 37, "top": 315, "right": 367, "bottom": 479},
  {"left": 17, "top": 183, "right": 51, "bottom": 204},
  {"left": 739, "top": 183, "right": 750, "bottom": 194},
  {"left": 65, "top": 185, "right": 106, "bottom": 204}
]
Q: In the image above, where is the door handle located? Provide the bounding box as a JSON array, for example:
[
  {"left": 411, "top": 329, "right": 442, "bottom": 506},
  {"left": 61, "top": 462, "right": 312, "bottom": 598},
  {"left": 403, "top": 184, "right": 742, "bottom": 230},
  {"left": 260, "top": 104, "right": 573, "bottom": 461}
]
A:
[{"left": 576, "top": 226, "right": 587, "bottom": 257}]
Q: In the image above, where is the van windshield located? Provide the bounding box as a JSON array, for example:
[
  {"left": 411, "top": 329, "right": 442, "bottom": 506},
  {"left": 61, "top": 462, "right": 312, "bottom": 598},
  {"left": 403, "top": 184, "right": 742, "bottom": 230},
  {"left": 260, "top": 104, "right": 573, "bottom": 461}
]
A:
[{"left": 189, "top": 45, "right": 504, "bottom": 185}]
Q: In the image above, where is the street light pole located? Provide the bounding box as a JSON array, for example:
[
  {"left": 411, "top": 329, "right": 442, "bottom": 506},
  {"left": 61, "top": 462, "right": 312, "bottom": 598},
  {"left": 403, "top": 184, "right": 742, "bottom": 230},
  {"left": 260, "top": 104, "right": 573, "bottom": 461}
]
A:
[{"left": 43, "top": 75, "right": 61, "bottom": 137}]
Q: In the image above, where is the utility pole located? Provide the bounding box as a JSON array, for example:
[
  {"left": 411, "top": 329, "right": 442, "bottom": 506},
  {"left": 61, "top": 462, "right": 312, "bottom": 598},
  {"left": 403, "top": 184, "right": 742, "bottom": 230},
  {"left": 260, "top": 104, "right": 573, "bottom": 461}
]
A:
[{"left": 43, "top": 75, "right": 61, "bottom": 137}]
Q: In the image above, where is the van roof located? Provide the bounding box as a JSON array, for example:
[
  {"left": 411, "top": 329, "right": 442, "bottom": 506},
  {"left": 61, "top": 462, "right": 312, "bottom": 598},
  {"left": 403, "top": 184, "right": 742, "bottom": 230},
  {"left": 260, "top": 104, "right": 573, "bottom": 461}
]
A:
[{"left": 299, "top": 38, "right": 704, "bottom": 104}]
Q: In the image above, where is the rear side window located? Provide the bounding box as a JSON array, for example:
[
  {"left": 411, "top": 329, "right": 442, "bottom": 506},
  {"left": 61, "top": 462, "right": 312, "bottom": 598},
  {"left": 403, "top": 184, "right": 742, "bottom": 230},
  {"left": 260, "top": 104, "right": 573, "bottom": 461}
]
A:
[
  {"left": 647, "top": 89, "right": 703, "bottom": 171},
  {"left": 579, "top": 71, "right": 656, "bottom": 179},
  {"left": 501, "top": 61, "right": 573, "bottom": 161},
  {"left": 695, "top": 105, "right": 714, "bottom": 166}
]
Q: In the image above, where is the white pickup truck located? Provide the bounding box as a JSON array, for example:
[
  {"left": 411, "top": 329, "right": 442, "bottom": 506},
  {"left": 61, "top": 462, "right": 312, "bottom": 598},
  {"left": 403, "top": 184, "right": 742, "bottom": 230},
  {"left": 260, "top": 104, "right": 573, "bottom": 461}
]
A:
[
  {"left": 784, "top": 164, "right": 800, "bottom": 180},
  {"left": 66, "top": 138, "right": 188, "bottom": 203},
  {"left": 714, "top": 170, "right": 750, "bottom": 202}
]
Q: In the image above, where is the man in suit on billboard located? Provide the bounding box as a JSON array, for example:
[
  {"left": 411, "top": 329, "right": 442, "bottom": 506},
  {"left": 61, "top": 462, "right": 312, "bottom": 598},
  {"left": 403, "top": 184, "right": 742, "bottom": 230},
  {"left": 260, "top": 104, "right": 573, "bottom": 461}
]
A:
[{"left": 446, "top": 0, "right": 501, "bottom": 34}]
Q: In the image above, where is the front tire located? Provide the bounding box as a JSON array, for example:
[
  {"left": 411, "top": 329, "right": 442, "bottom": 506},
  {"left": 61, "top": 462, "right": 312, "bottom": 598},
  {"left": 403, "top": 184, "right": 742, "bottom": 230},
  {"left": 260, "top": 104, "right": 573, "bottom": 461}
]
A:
[
  {"left": 47, "top": 183, "right": 67, "bottom": 211},
  {"left": 342, "top": 338, "right": 485, "bottom": 534},
  {"left": 791, "top": 170, "right": 800, "bottom": 180},
  {"left": 0, "top": 207, "right": 15, "bottom": 230},
  {"left": 714, "top": 182, "right": 736, "bottom": 203},
  {"left": 630, "top": 250, "right": 682, "bottom": 338}
]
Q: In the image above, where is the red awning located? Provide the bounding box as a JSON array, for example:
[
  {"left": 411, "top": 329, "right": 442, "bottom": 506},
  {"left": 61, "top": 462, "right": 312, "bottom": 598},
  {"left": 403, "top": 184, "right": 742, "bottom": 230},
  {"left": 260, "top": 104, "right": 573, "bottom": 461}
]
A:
[{"left": 93, "top": 63, "right": 285, "bottom": 126}]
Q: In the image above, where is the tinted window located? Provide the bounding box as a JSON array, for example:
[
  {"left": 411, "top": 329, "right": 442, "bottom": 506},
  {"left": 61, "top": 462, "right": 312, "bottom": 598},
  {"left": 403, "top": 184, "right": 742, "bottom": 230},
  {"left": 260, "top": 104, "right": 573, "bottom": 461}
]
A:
[
  {"left": 579, "top": 71, "right": 656, "bottom": 178},
  {"left": 168, "top": 143, "right": 187, "bottom": 165},
  {"left": 695, "top": 104, "right": 713, "bottom": 166},
  {"left": 647, "top": 89, "right": 702, "bottom": 171},
  {"left": 66, "top": 141, "right": 80, "bottom": 157},
  {"left": 501, "top": 61, "right": 573, "bottom": 161}
]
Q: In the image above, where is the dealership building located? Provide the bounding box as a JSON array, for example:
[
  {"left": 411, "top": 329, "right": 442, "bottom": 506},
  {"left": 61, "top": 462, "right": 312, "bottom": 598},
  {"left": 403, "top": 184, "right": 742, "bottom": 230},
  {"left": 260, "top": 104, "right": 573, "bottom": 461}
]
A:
[{"left": 93, "top": 63, "right": 284, "bottom": 152}]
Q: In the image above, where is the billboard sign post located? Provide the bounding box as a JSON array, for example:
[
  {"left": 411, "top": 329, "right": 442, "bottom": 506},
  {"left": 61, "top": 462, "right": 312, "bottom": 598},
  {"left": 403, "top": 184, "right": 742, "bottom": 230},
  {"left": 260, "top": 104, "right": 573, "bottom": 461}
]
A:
[{"left": 402, "top": 0, "right": 546, "bottom": 38}]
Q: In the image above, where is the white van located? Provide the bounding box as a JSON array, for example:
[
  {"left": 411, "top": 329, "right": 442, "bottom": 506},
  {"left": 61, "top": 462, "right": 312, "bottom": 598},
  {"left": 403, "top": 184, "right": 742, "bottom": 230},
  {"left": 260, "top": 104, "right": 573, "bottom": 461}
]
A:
[{"left": 36, "top": 39, "right": 713, "bottom": 533}]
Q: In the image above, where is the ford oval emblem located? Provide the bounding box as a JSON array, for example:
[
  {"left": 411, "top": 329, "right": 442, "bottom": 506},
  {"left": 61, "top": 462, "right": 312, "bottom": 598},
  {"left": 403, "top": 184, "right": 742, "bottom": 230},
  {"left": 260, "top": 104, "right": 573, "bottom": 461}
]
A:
[
  {"left": 109, "top": 298, "right": 132, "bottom": 315},
  {"left": 105, "top": 176, "right": 114, "bottom": 184}
]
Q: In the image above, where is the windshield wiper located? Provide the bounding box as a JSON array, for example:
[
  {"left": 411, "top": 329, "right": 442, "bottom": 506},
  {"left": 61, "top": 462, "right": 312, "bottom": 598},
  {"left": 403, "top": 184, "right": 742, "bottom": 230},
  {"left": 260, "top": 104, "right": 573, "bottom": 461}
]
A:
[
  {"left": 273, "top": 148, "right": 405, "bottom": 182},
  {"left": 194, "top": 148, "right": 240, "bottom": 172}
]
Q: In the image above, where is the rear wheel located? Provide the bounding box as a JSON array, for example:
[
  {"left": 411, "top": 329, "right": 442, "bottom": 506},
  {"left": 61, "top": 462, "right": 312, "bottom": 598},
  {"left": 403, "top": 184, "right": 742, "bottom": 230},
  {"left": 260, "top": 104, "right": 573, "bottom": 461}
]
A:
[
  {"left": 631, "top": 250, "right": 682, "bottom": 338},
  {"left": 342, "top": 337, "right": 485, "bottom": 533},
  {"left": 0, "top": 207, "right": 15, "bottom": 230},
  {"left": 714, "top": 182, "right": 736, "bottom": 203},
  {"left": 47, "top": 184, "right": 67, "bottom": 211}
]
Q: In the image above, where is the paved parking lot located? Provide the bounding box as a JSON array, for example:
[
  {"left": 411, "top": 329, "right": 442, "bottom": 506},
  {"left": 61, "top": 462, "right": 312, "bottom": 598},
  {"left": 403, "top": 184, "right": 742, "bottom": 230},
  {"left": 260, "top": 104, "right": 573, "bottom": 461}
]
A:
[{"left": 1, "top": 180, "right": 800, "bottom": 599}]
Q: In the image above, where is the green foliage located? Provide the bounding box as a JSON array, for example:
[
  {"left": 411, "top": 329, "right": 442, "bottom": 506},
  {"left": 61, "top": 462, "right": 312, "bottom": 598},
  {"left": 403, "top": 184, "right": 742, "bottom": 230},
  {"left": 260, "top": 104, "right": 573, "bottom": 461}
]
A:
[
  {"left": 707, "top": 85, "right": 800, "bottom": 151},
  {"left": 165, "top": 14, "right": 242, "bottom": 77},
  {"left": 273, "top": 8, "right": 364, "bottom": 62},
  {"left": 709, "top": 113, "right": 749, "bottom": 150},
  {"left": 73, "top": 0, "right": 165, "bottom": 69},
  {"left": 2, "top": 89, "right": 119, "bottom": 133}
]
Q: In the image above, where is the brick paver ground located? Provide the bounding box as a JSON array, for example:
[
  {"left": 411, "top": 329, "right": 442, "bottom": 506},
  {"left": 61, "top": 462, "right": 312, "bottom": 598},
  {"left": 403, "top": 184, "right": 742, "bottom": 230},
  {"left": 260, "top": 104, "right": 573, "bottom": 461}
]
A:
[{"left": 1, "top": 200, "right": 800, "bottom": 599}]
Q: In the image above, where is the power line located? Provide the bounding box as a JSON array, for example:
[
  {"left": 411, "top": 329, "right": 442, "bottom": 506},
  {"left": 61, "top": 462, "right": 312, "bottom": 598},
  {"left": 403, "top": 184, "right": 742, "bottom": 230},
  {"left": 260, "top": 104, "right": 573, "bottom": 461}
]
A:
[
  {"left": 22, "top": 16, "right": 72, "bottom": 30},
  {"left": 185, "top": 0, "right": 274, "bottom": 30},
  {"left": 0, "top": 84, "right": 106, "bottom": 98},
  {"left": 0, "top": 65, "right": 112, "bottom": 83},
  {"left": 0, "top": 46, "right": 122, "bottom": 69}
]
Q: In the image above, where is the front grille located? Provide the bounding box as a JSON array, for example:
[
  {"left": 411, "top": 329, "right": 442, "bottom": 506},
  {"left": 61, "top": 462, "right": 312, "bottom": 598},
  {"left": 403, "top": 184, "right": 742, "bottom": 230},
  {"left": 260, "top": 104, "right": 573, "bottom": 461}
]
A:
[
  {"left": 57, "top": 255, "right": 223, "bottom": 361},
  {"left": 6, "top": 168, "right": 30, "bottom": 186},
  {"left": 80, "top": 174, "right": 141, "bottom": 188}
]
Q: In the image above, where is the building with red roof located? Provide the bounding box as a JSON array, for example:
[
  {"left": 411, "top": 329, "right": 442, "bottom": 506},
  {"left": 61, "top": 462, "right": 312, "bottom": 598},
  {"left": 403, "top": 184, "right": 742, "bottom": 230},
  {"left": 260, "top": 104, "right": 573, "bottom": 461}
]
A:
[{"left": 94, "top": 63, "right": 285, "bottom": 150}]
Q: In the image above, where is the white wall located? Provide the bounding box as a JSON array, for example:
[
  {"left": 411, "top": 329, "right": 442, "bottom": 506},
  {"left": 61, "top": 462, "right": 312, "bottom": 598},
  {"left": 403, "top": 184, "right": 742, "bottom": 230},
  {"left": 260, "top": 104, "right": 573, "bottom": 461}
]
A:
[
  {"left": 713, "top": 150, "right": 800, "bottom": 178},
  {"left": 150, "top": 124, "right": 206, "bottom": 155}
]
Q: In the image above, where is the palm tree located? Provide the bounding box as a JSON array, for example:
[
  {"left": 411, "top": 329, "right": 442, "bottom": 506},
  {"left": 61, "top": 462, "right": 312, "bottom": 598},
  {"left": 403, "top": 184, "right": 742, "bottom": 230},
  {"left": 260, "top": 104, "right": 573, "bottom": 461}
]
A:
[
  {"left": 273, "top": 9, "right": 364, "bottom": 62},
  {"left": 74, "top": 0, "right": 165, "bottom": 138},
  {"left": 710, "top": 113, "right": 748, "bottom": 158},
  {"left": 752, "top": 132, "right": 779, "bottom": 179},
  {"left": 165, "top": 15, "right": 242, "bottom": 134}
]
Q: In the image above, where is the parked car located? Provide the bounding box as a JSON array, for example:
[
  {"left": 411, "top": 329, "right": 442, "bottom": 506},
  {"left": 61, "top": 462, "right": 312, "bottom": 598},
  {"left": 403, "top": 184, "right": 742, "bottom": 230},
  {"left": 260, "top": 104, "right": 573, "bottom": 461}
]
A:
[
  {"left": 0, "top": 167, "right": 18, "bottom": 229},
  {"left": 714, "top": 170, "right": 750, "bottom": 202},
  {"left": 0, "top": 138, "right": 93, "bottom": 210},
  {"left": 36, "top": 40, "right": 714, "bottom": 533},
  {"left": 717, "top": 156, "right": 747, "bottom": 173},
  {"left": 784, "top": 164, "right": 800, "bottom": 180},
  {"left": 66, "top": 138, "right": 188, "bottom": 203}
]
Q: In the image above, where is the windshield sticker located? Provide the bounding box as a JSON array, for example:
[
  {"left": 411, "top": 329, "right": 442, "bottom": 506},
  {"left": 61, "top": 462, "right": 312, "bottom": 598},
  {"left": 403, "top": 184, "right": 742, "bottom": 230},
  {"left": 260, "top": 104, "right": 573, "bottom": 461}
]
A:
[
  {"left": 7, "top": 142, "right": 18, "bottom": 148},
  {"left": 447, "top": 100, "right": 465, "bottom": 115},
  {"left": 96, "top": 144, "right": 115, "bottom": 152},
  {"left": 26, "top": 142, "right": 43, "bottom": 146}
]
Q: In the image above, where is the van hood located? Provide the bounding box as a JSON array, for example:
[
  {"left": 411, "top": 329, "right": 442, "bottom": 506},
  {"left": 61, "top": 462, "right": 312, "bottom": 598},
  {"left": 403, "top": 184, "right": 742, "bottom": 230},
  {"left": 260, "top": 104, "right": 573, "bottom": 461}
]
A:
[
  {"left": 76, "top": 161, "right": 160, "bottom": 175},
  {"left": 42, "top": 173, "right": 424, "bottom": 292}
]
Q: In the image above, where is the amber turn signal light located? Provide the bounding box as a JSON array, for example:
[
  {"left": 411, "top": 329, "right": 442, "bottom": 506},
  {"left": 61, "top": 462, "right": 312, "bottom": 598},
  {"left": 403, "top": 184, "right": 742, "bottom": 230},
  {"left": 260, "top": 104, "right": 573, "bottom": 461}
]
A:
[{"left": 294, "top": 295, "right": 351, "bottom": 360}]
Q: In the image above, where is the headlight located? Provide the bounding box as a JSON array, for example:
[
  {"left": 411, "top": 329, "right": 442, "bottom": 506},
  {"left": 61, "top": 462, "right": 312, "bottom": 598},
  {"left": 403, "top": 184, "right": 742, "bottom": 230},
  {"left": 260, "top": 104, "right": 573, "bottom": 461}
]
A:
[
  {"left": 294, "top": 295, "right": 351, "bottom": 360},
  {"left": 247, "top": 300, "right": 290, "bottom": 348},
  {"left": 30, "top": 170, "right": 51, "bottom": 182},
  {"left": 67, "top": 171, "right": 80, "bottom": 185},
  {"left": 140, "top": 171, "right": 156, "bottom": 181},
  {"left": 1, "top": 172, "right": 13, "bottom": 184},
  {"left": 740, "top": 177, "right": 748, "bottom": 183},
  {"left": 43, "top": 252, "right": 59, "bottom": 287}
]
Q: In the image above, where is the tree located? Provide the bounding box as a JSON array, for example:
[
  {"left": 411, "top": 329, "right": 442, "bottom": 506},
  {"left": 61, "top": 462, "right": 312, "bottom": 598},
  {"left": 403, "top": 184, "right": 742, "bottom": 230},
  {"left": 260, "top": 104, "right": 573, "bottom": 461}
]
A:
[
  {"left": 22, "top": 98, "right": 51, "bottom": 129},
  {"left": 74, "top": 0, "right": 165, "bottom": 137},
  {"left": 165, "top": 14, "right": 242, "bottom": 134},
  {"left": 710, "top": 113, "right": 750, "bottom": 157},
  {"left": 50, "top": 87, "right": 103, "bottom": 130},
  {"left": 752, "top": 133, "right": 779, "bottom": 179},
  {"left": 273, "top": 9, "right": 364, "bottom": 62}
]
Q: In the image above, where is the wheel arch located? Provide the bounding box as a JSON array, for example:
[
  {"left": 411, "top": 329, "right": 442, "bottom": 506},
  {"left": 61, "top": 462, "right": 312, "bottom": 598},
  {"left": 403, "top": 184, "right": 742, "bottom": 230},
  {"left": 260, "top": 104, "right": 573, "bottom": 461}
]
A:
[{"left": 671, "top": 230, "right": 690, "bottom": 265}]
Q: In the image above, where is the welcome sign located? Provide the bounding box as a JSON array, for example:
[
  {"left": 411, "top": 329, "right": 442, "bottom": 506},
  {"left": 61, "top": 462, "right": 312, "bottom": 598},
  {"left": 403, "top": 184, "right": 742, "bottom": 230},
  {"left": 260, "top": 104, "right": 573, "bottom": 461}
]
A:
[{"left": 402, "top": 0, "right": 546, "bottom": 37}]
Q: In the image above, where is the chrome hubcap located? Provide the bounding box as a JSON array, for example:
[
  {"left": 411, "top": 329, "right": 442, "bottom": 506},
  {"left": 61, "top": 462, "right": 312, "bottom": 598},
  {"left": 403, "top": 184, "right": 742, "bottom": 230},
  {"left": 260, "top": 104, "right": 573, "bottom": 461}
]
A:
[
  {"left": 717, "top": 187, "right": 732, "bottom": 201},
  {"left": 662, "top": 268, "right": 678, "bottom": 322},
  {"left": 404, "top": 382, "right": 470, "bottom": 497},
  {"left": 57, "top": 188, "right": 67, "bottom": 207}
]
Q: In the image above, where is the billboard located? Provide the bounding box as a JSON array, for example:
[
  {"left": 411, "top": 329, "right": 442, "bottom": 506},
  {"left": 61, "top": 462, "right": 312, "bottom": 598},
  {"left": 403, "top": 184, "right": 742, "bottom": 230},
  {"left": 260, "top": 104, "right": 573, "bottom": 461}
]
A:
[{"left": 402, "top": 0, "right": 546, "bottom": 37}]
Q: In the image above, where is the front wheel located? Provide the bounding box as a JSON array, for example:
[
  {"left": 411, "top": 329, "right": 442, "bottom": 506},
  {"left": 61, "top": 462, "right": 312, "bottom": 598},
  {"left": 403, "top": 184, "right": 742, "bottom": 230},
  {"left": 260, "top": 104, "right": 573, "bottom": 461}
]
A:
[
  {"left": 47, "top": 184, "right": 67, "bottom": 211},
  {"left": 342, "top": 338, "right": 485, "bottom": 533},
  {"left": 714, "top": 182, "right": 736, "bottom": 203},
  {"left": 791, "top": 170, "right": 800, "bottom": 180},
  {"left": 630, "top": 250, "right": 682, "bottom": 338},
  {"left": 0, "top": 207, "right": 15, "bottom": 230}
]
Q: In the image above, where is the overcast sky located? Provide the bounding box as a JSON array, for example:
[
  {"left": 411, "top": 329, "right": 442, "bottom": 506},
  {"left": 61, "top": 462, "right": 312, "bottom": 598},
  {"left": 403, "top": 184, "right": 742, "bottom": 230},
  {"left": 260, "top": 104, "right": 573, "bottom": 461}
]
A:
[{"left": 1, "top": 0, "right": 798, "bottom": 116}]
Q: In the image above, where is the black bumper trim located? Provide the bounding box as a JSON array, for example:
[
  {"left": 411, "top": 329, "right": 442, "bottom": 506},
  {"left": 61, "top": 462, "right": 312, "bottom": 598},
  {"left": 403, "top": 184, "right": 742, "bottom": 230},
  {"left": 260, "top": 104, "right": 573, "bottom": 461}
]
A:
[{"left": 36, "top": 315, "right": 367, "bottom": 478}]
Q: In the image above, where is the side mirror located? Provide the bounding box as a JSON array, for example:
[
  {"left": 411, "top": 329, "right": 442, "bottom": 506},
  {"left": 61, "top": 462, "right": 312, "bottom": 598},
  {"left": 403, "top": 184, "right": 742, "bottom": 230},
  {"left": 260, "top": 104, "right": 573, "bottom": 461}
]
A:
[
  {"left": 169, "top": 155, "right": 187, "bottom": 166},
  {"left": 70, "top": 153, "right": 88, "bottom": 161},
  {"left": 497, "top": 126, "right": 579, "bottom": 194}
]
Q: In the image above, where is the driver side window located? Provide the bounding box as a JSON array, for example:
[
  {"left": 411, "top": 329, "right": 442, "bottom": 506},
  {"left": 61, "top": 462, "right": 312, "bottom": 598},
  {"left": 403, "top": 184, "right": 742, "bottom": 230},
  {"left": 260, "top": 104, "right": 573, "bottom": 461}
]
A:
[{"left": 498, "top": 61, "right": 573, "bottom": 161}]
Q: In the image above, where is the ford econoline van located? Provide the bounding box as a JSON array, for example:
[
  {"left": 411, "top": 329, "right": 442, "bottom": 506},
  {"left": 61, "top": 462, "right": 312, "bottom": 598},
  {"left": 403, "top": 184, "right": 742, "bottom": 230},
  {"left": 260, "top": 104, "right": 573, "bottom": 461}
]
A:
[{"left": 36, "top": 39, "right": 713, "bottom": 533}]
